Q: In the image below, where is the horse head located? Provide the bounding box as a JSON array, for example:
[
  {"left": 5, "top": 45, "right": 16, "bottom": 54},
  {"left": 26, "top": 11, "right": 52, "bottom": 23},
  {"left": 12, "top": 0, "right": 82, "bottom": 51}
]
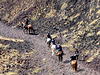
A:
[{"left": 21, "top": 22, "right": 25, "bottom": 27}]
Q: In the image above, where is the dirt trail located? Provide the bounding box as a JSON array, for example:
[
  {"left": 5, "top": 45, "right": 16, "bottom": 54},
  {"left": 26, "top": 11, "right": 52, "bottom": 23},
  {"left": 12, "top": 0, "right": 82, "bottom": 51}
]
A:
[{"left": 0, "top": 22, "right": 99, "bottom": 75}]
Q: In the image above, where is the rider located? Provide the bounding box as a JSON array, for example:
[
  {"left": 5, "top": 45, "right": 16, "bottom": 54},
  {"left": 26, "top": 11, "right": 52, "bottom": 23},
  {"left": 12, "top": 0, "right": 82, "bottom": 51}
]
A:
[
  {"left": 47, "top": 32, "right": 52, "bottom": 39},
  {"left": 57, "top": 44, "right": 63, "bottom": 54},
  {"left": 75, "top": 48, "right": 79, "bottom": 60},
  {"left": 57, "top": 44, "right": 63, "bottom": 62},
  {"left": 51, "top": 38, "right": 55, "bottom": 44},
  {"left": 24, "top": 18, "right": 29, "bottom": 28},
  {"left": 69, "top": 55, "right": 76, "bottom": 64},
  {"left": 57, "top": 44, "right": 62, "bottom": 52},
  {"left": 46, "top": 32, "right": 52, "bottom": 46}
]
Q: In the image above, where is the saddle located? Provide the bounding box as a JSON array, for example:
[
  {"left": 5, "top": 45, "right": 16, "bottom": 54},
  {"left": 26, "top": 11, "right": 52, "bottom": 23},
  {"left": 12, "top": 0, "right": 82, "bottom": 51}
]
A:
[{"left": 58, "top": 51, "right": 63, "bottom": 55}]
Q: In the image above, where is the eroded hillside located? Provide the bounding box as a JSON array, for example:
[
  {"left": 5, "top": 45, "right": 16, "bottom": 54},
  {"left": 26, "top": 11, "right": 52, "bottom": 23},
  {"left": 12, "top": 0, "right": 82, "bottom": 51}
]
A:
[{"left": 0, "top": 0, "right": 100, "bottom": 68}]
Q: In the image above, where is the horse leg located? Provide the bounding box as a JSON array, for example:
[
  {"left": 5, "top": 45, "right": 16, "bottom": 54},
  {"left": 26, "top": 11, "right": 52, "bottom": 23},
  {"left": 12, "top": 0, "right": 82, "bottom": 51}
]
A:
[
  {"left": 53, "top": 49, "right": 55, "bottom": 55},
  {"left": 28, "top": 28, "right": 30, "bottom": 34},
  {"left": 52, "top": 49, "right": 55, "bottom": 56},
  {"left": 60, "top": 55, "right": 61, "bottom": 61},
  {"left": 71, "top": 64, "right": 74, "bottom": 70},
  {"left": 77, "top": 56, "right": 78, "bottom": 60},
  {"left": 48, "top": 44, "right": 50, "bottom": 50},
  {"left": 58, "top": 55, "right": 60, "bottom": 62},
  {"left": 52, "top": 51, "right": 53, "bottom": 56},
  {"left": 75, "top": 62, "right": 77, "bottom": 72},
  {"left": 52, "top": 49, "right": 53, "bottom": 56},
  {"left": 23, "top": 28, "right": 25, "bottom": 33},
  {"left": 61, "top": 55, "right": 63, "bottom": 62},
  {"left": 32, "top": 27, "right": 35, "bottom": 34}
]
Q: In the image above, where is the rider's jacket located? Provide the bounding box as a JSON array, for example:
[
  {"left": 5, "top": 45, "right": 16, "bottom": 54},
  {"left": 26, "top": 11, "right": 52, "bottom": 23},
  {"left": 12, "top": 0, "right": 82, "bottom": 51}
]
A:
[
  {"left": 52, "top": 40, "right": 55, "bottom": 44},
  {"left": 26, "top": 19, "right": 29, "bottom": 25},
  {"left": 57, "top": 46, "right": 62, "bottom": 51},
  {"left": 75, "top": 50, "right": 79, "bottom": 55},
  {"left": 47, "top": 34, "right": 52, "bottom": 39}
]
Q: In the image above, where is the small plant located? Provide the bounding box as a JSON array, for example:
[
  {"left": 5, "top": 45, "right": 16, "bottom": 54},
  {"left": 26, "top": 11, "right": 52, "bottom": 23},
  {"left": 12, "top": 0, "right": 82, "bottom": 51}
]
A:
[
  {"left": 3, "top": 44, "right": 9, "bottom": 50},
  {"left": 44, "top": 59, "right": 47, "bottom": 64},
  {"left": 32, "top": 68, "right": 41, "bottom": 74},
  {"left": 43, "top": 58, "right": 47, "bottom": 64}
]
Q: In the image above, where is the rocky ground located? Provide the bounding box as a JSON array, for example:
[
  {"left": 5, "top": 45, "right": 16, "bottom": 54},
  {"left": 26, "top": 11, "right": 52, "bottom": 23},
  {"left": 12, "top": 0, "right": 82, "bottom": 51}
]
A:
[
  {"left": 0, "top": 0, "right": 100, "bottom": 75},
  {"left": 0, "top": 22, "right": 100, "bottom": 75}
]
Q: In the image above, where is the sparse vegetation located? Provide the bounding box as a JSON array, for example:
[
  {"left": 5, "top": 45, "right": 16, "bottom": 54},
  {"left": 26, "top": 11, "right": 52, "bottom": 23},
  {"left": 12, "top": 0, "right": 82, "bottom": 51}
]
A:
[
  {"left": 0, "top": 0, "right": 100, "bottom": 74},
  {"left": 32, "top": 68, "right": 41, "bottom": 74}
]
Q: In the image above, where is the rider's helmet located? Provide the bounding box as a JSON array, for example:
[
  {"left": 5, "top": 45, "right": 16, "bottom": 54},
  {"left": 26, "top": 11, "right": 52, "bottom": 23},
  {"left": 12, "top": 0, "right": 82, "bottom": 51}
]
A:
[{"left": 59, "top": 44, "right": 61, "bottom": 46}]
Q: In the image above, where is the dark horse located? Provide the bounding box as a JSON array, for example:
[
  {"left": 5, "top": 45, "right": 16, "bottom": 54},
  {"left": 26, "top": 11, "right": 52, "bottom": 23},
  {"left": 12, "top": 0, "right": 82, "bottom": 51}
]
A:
[
  {"left": 21, "top": 22, "right": 35, "bottom": 34},
  {"left": 58, "top": 51, "right": 63, "bottom": 62}
]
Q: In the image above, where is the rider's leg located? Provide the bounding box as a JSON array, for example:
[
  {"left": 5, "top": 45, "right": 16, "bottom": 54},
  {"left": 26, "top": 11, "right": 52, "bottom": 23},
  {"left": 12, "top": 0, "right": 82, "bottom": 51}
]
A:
[{"left": 29, "top": 28, "right": 30, "bottom": 34}]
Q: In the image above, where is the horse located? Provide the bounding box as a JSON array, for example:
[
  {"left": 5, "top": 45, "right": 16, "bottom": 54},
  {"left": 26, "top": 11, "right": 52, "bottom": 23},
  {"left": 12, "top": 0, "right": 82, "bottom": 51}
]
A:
[
  {"left": 71, "top": 60, "right": 77, "bottom": 72},
  {"left": 46, "top": 38, "right": 51, "bottom": 50},
  {"left": 58, "top": 51, "right": 63, "bottom": 62},
  {"left": 51, "top": 42, "right": 56, "bottom": 56},
  {"left": 21, "top": 22, "right": 35, "bottom": 34}
]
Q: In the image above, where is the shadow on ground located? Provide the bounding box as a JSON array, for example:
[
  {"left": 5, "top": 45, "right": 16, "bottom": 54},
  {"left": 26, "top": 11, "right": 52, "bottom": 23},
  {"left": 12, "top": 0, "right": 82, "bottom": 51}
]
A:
[
  {"left": 77, "top": 69, "right": 84, "bottom": 72},
  {"left": 63, "top": 60, "right": 69, "bottom": 64}
]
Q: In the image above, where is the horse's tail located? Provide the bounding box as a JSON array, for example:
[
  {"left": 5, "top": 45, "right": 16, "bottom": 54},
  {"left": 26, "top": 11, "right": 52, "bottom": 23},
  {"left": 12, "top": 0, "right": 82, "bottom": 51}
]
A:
[{"left": 75, "top": 61, "right": 77, "bottom": 72}]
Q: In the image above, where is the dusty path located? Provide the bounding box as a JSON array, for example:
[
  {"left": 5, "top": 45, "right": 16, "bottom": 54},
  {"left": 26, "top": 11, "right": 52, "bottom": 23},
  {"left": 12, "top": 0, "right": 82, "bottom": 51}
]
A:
[{"left": 0, "top": 22, "right": 99, "bottom": 75}]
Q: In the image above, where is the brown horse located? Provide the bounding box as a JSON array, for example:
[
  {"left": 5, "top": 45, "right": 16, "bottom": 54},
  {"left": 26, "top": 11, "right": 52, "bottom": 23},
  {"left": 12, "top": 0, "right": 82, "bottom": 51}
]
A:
[
  {"left": 58, "top": 51, "right": 63, "bottom": 62},
  {"left": 71, "top": 60, "right": 77, "bottom": 72},
  {"left": 21, "top": 22, "right": 35, "bottom": 34}
]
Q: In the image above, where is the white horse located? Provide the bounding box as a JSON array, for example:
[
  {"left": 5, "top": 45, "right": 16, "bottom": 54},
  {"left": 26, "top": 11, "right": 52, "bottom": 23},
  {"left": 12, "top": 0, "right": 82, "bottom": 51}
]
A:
[
  {"left": 46, "top": 38, "right": 51, "bottom": 50},
  {"left": 51, "top": 43, "right": 57, "bottom": 56}
]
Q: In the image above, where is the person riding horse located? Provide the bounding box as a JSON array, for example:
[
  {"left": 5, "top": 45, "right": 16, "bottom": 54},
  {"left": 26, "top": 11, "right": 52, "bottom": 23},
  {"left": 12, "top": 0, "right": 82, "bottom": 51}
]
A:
[
  {"left": 75, "top": 48, "right": 79, "bottom": 60},
  {"left": 47, "top": 32, "right": 52, "bottom": 39},
  {"left": 24, "top": 18, "right": 29, "bottom": 28},
  {"left": 46, "top": 33, "right": 52, "bottom": 50},
  {"left": 57, "top": 44, "right": 63, "bottom": 52},
  {"left": 69, "top": 55, "right": 77, "bottom": 72},
  {"left": 21, "top": 18, "right": 35, "bottom": 34},
  {"left": 51, "top": 38, "right": 55, "bottom": 45},
  {"left": 57, "top": 44, "right": 63, "bottom": 62}
]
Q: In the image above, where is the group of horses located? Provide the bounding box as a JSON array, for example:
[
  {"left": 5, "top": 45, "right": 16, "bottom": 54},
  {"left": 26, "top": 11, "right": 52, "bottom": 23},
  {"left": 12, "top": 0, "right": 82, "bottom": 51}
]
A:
[
  {"left": 46, "top": 38, "right": 63, "bottom": 61},
  {"left": 21, "top": 21, "right": 77, "bottom": 72},
  {"left": 46, "top": 37, "right": 77, "bottom": 72}
]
